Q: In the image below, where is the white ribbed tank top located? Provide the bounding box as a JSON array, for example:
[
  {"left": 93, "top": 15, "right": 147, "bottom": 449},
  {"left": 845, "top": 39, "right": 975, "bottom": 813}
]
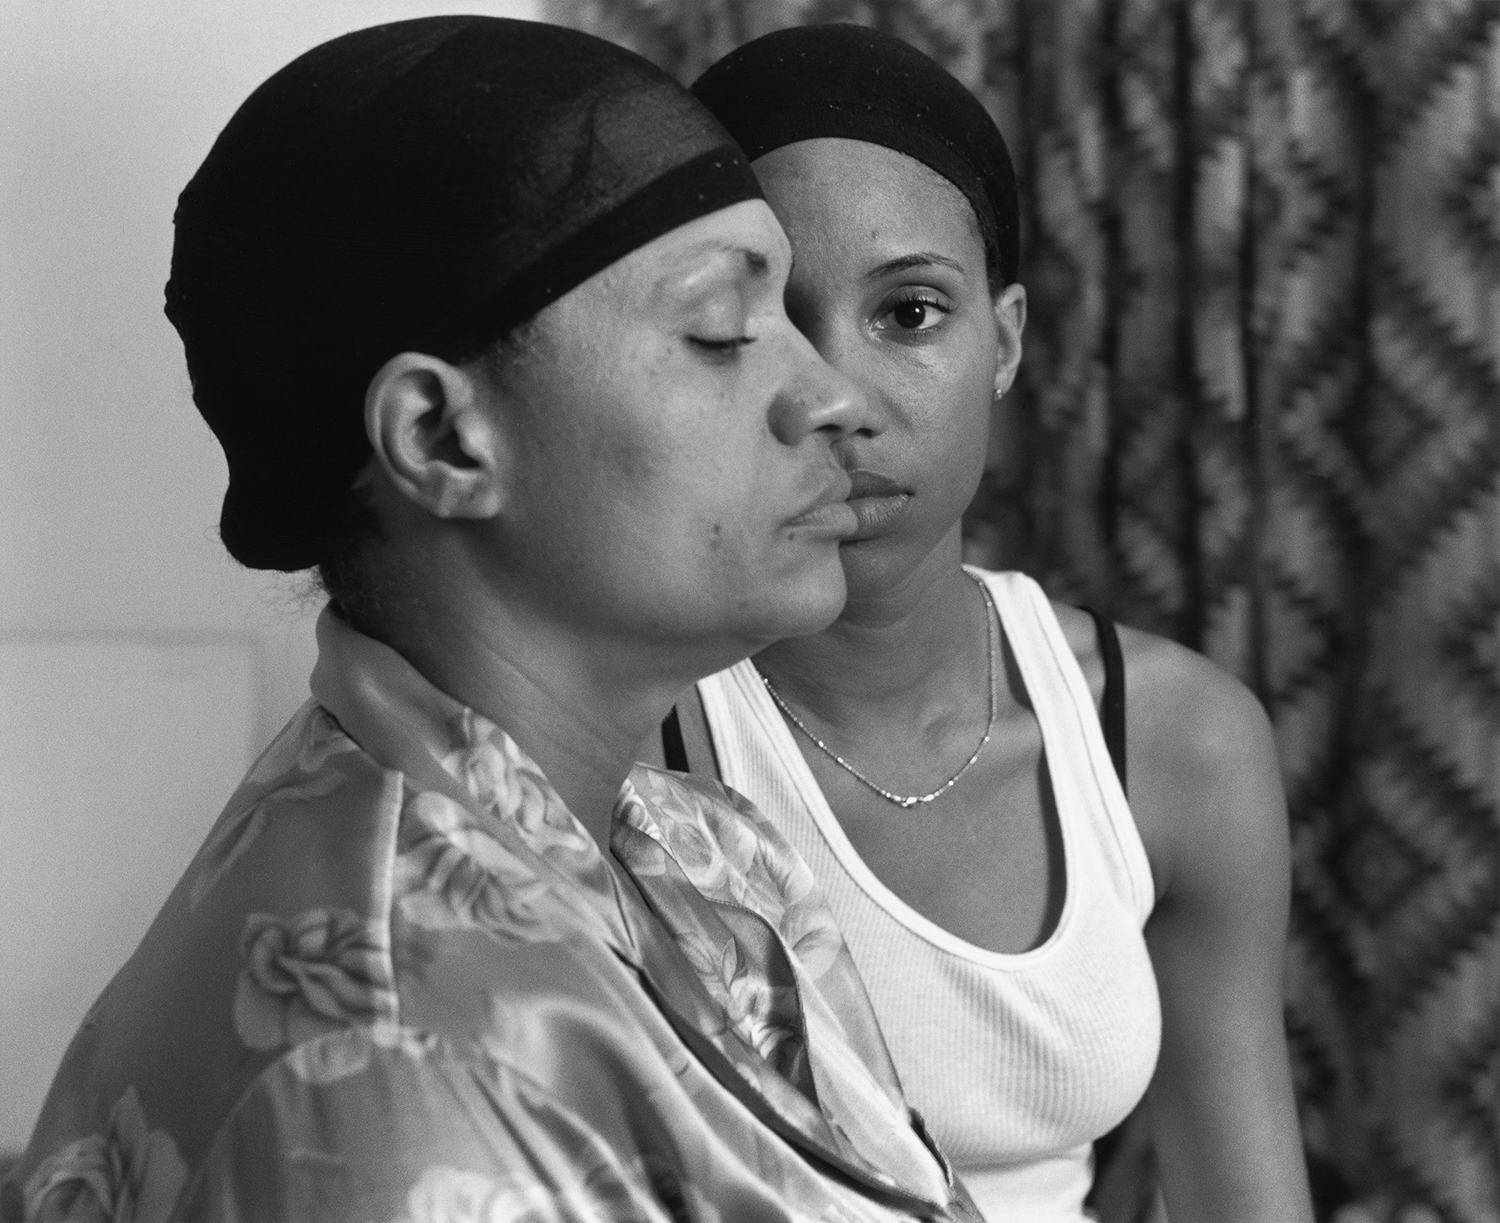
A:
[{"left": 698, "top": 570, "right": 1161, "bottom": 1223}]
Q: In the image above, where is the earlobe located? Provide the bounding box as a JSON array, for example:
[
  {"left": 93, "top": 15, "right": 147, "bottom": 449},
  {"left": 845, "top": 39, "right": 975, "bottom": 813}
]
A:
[
  {"left": 992, "top": 283, "right": 1026, "bottom": 399},
  {"left": 365, "top": 352, "right": 507, "bottom": 521}
]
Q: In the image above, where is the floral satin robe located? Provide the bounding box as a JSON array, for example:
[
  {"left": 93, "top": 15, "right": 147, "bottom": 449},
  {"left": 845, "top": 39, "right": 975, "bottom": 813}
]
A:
[{"left": 13, "top": 611, "right": 978, "bottom": 1223}]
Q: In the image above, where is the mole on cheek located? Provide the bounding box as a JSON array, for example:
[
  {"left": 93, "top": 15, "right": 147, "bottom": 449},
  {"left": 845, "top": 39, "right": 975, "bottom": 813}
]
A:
[{"left": 709, "top": 522, "right": 723, "bottom": 550}]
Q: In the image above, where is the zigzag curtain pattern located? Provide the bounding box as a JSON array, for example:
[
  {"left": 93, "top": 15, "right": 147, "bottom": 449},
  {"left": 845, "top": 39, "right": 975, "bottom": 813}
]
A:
[{"left": 549, "top": 1, "right": 1500, "bottom": 1217}]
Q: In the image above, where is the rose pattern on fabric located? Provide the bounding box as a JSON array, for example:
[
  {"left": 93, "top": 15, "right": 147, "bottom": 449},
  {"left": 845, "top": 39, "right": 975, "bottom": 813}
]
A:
[
  {"left": 613, "top": 795, "right": 670, "bottom": 879},
  {"left": 627, "top": 773, "right": 758, "bottom": 903},
  {"left": 441, "top": 709, "right": 594, "bottom": 866},
  {"left": 394, "top": 790, "right": 562, "bottom": 942},
  {"left": 24, "top": 1087, "right": 186, "bottom": 1223},
  {"left": 387, "top": 1079, "right": 673, "bottom": 1223},
  {"left": 281, "top": 1022, "right": 434, "bottom": 1086},
  {"left": 387, "top": 1165, "right": 563, "bottom": 1223},
  {"left": 233, "top": 907, "right": 397, "bottom": 1051},
  {"left": 775, "top": 898, "right": 847, "bottom": 980},
  {"left": 21, "top": 606, "right": 952, "bottom": 1223},
  {"left": 672, "top": 927, "right": 801, "bottom": 1065},
  {"left": 724, "top": 968, "right": 802, "bottom": 1065},
  {"left": 244, "top": 704, "right": 358, "bottom": 788},
  {"left": 191, "top": 707, "right": 357, "bottom": 909},
  {"left": 627, "top": 769, "right": 850, "bottom": 979}
]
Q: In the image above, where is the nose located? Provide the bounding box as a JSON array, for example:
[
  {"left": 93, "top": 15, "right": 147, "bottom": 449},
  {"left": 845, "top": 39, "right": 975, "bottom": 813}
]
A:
[{"left": 768, "top": 338, "right": 875, "bottom": 447}]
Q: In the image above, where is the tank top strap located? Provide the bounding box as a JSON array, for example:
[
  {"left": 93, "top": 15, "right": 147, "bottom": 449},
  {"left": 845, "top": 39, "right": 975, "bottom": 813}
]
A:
[
  {"left": 972, "top": 569, "right": 1155, "bottom": 926},
  {"left": 696, "top": 574, "right": 1163, "bottom": 1190}
]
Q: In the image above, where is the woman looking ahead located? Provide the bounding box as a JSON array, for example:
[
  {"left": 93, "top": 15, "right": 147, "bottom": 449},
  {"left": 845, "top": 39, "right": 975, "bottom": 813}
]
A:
[{"left": 651, "top": 25, "right": 1315, "bottom": 1223}]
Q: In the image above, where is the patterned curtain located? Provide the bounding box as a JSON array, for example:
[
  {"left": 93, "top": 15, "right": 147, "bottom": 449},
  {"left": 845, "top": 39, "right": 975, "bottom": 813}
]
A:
[{"left": 550, "top": 1, "right": 1500, "bottom": 1218}]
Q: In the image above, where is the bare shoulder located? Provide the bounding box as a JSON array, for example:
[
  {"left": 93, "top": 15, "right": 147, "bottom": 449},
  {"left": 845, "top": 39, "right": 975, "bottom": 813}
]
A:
[
  {"left": 1117, "top": 622, "right": 1277, "bottom": 781},
  {"left": 1048, "top": 601, "right": 1274, "bottom": 765},
  {"left": 1121, "top": 623, "right": 1287, "bottom": 912},
  {"left": 1049, "top": 601, "right": 1286, "bottom": 905},
  {"left": 1048, "top": 607, "right": 1309, "bottom": 1219}
]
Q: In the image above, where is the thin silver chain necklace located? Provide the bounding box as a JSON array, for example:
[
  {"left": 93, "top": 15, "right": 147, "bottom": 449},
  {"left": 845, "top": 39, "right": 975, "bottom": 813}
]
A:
[{"left": 757, "top": 575, "right": 999, "bottom": 810}]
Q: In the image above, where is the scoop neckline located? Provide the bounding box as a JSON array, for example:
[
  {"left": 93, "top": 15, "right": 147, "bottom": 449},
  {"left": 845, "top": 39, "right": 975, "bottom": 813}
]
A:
[{"left": 734, "top": 571, "right": 1078, "bottom": 971}]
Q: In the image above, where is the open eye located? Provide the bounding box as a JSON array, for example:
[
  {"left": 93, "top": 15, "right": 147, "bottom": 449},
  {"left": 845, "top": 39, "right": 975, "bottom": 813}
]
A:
[{"left": 876, "top": 290, "right": 951, "bottom": 334}]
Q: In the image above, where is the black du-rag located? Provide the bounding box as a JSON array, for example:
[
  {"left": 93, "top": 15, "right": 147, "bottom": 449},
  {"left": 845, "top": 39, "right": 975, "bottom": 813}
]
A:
[
  {"left": 165, "top": 16, "right": 763, "bottom": 572},
  {"left": 692, "top": 24, "right": 1020, "bottom": 287}
]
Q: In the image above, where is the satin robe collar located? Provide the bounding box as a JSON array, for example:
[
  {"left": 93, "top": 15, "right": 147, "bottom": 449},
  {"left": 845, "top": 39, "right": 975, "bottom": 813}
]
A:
[{"left": 309, "top": 609, "right": 955, "bottom": 1213}]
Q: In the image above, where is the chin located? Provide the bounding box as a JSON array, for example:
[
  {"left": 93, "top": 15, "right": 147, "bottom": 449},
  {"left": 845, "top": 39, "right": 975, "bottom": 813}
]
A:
[
  {"left": 838, "top": 533, "right": 908, "bottom": 594},
  {"left": 742, "top": 558, "right": 848, "bottom": 644}
]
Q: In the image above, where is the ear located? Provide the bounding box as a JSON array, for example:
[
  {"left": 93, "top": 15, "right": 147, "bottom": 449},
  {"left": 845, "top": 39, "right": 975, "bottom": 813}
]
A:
[
  {"left": 364, "top": 352, "right": 508, "bottom": 520},
  {"left": 992, "top": 283, "right": 1027, "bottom": 399}
]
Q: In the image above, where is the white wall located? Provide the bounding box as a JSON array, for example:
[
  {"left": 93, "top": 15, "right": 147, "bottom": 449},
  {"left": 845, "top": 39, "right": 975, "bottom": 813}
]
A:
[{"left": 0, "top": 0, "right": 540, "bottom": 1154}]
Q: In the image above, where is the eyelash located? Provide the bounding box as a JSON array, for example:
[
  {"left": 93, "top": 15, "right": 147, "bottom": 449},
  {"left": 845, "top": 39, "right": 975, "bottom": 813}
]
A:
[
  {"left": 688, "top": 335, "right": 756, "bottom": 358},
  {"left": 881, "top": 291, "right": 950, "bottom": 332}
]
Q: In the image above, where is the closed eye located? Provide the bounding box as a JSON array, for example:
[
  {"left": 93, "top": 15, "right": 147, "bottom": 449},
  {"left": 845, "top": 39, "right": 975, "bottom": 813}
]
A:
[{"left": 688, "top": 335, "right": 756, "bottom": 358}]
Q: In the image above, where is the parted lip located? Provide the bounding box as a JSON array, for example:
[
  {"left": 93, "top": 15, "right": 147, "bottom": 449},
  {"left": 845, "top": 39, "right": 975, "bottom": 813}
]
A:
[{"left": 846, "top": 468, "right": 907, "bottom": 500}]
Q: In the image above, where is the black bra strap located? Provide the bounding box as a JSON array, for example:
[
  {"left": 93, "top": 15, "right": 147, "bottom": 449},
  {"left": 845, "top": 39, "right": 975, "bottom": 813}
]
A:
[
  {"left": 660, "top": 705, "right": 691, "bottom": 773},
  {"left": 1078, "top": 605, "right": 1127, "bottom": 797}
]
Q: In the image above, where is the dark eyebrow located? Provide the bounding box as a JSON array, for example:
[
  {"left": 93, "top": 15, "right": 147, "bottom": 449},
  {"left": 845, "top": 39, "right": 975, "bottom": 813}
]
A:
[{"left": 866, "top": 252, "right": 967, "bottom": 279}]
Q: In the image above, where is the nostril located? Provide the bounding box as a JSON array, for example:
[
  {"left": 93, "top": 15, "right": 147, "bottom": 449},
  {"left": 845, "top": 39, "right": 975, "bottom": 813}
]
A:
[{"left": 823, "top": 381, "right": 873, "bottom": 438}]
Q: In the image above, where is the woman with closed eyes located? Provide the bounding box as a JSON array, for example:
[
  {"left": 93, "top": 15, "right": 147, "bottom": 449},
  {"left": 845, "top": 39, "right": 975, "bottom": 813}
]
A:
[
  {"left": 655, "top": 24, "right": 1316, "bottom": 1223},
  {"left": 16, "top": 20, "right": 984, "bottom": 1222}
]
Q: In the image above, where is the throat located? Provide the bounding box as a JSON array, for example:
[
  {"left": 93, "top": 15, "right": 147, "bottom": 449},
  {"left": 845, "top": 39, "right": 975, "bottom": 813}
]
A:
[
  {"left": 754, "top": 567, "right": 993, "bottom": 724},
  {"left": 753, "top": 572, "right": 1001, "bottom": 805}
]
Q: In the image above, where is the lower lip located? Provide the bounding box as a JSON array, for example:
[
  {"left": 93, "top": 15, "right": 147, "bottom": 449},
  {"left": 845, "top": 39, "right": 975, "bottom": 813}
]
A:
[
  {"left": 784, "top": 501, "right": 860, "bottom": 539},
  {"left": 846, "top": 493, "right": 911, "bottom": 540}
]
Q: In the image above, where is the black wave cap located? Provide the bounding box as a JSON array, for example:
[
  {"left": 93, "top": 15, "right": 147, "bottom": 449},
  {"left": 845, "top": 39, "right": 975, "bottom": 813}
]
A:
[
  {"left": 166, "top": 16, "right": 762, "bottom": 572},
  {"left": 692, "top": 24, "right": 1019, "bottom": 286}
]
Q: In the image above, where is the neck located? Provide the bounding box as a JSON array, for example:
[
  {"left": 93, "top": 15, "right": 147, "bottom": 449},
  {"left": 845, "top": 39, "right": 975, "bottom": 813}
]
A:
[
  {"left": 754, "top": 531, "right": 982, "bottom": 728},
  {"left": 369, "top": 554, "right": 701, "bottom": 849}
]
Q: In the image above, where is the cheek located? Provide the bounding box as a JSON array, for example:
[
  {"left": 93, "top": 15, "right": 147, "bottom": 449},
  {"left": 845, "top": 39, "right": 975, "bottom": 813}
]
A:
[
  {"left": 564, "top": 397, "right": 753, "bottom": 569},
  {"left": 522, "top": 362, "right": 677, "bottom": 513},
  {"left": 890, "top": 353, "right": 995, "bottom": 463},
  {"left": 512, "top": 338, "right": 795, "bottom": 586}
]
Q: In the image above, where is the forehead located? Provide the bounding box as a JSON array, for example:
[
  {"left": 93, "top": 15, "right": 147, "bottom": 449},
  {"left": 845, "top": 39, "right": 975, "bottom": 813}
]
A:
[
  {"left": 533, "top": 199, "right": 789, "bottom": 343},
  {"left": 605, "top": 199, "right": 790, "bottom": 297},
  {"left": 753, "top": 138, "right": 983, "bottom": 272}
]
